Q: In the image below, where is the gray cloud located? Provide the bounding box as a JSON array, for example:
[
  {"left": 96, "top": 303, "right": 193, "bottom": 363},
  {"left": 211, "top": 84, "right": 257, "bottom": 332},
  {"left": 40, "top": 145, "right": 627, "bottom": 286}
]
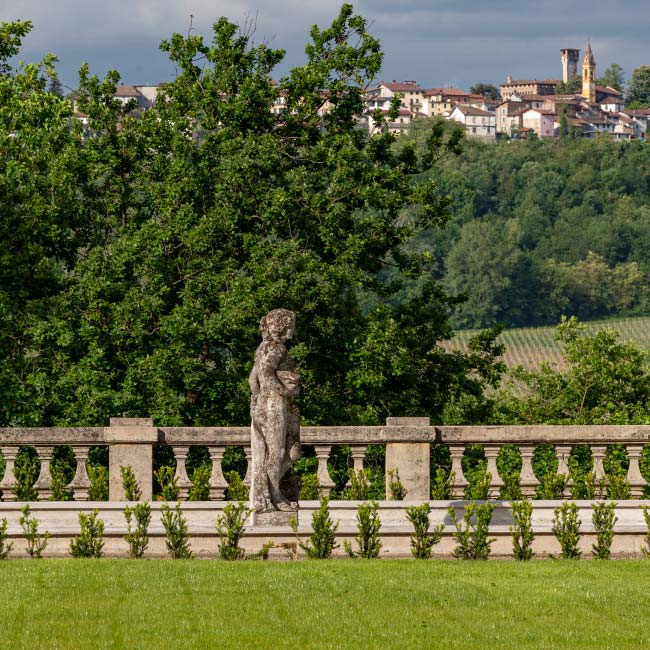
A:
[{"left": 4, "top": 0, "right": 649, "bottom": 91}]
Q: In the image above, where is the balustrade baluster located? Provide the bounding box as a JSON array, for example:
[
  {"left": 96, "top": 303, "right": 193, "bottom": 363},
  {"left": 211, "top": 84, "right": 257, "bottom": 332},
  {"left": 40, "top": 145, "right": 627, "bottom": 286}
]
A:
[
  {"left": 590, "top": 446, "right": 606, "bottom": 488},
  {"left": 626, "top": 445, "right": 646, "bottom": 498},
  {"left": 519, "top": 445, "right": 538, "bottom": 498},
  {"left": 555, "top": 445, "right": 572, "bottom": 497},
  {"left": 172, "top": 446, "right": 193, "bottom": 500},
  {"left": 484, "top": 445, "right": 504, "bottom": 498},
  {"left": 0, "top": 446, "right": 19, "bottom": 501},
  {"left": 350, "top": 445, "right": 367, "bottom": 473},
  {"left": 448, "top": 445, "right": 468, "bottom": 499},
  {"left": 34, "top": 446, "right": 54, "bottom": 500},
  {"left": 208, "top": 446, "right": 229, "bottom": 500},
  {"left": 68, "top": 446, "right": 91, "bottom": 501},
  {"left": 313, "top": 445, "right": 335, "bottom": 496},
  {"left": 346, "top": 444, "right": 368, "bottom": 487}
]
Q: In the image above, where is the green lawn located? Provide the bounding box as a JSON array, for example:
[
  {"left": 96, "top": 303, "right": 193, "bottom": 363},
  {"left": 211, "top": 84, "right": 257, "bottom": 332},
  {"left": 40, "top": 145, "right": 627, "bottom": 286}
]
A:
[{"left": 1, "top": 559, "right": 648, "bottom": 649}]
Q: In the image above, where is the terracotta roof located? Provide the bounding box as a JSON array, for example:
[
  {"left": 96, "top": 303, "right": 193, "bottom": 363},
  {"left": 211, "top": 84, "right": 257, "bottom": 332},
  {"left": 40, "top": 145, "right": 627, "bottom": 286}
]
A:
[
  {"left": 548, "top": 94, "right": 583, "bottom": 103},
  {"left": 501, "top": 79, "right": 559, "bottom": 87},
  {"left": 523, "top": 107, "right": 557, "bottom": 116},
  {"left": 522, "top": 94, "right": 555, "bottom": 101},
  {"left": 425, "top": 87, "right": 469, "bottom": 97},
  {"left": 378, "top": 108, "right": 412, "bottom": 116},
  {"left": 497, "top": 100, "right": 532, "bottom": 115},
  {"left": 114, "top": 85, "right": 142, "bottom": 97},
  {"left": 381, "top": 81, "right": 423, "bottom": 92},
  {"left": 596, "top": 85, "right": 623, "bottom": 97},
  {"left": 452, "top": 105, "right": 493, "bottom": 116}
]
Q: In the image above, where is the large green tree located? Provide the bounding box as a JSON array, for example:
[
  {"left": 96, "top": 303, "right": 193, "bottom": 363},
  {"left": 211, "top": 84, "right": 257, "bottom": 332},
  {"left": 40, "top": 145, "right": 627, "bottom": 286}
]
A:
[
  {"left": 494, "top": 317, "right": 650, "bottom": 424},
  {"left": 444, "top": 219, "right": 531, "bottom": 328},
  {"left": 555, "top": 75, "right": 581, "bottom": 94},
  {"left": 0, "top": 20, "right": 93, "bottom": 425},
  {"left": 627, "top": 65, "right": 650, "bottom": 106},
  {"left": 597, "top": 63, "right": 625, "bottom": 93},
  {"left": 469, "top": 83, "right": 500, "bottom": 101},
  {"left": 0, "top": 8, "right": 503, "bottom": 426}
]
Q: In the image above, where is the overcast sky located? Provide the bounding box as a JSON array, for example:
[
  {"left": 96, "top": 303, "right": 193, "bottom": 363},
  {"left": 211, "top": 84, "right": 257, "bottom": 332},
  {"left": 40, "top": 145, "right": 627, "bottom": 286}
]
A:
[{"left": 4, "top": 1, "right": 649, "bottom": 92}]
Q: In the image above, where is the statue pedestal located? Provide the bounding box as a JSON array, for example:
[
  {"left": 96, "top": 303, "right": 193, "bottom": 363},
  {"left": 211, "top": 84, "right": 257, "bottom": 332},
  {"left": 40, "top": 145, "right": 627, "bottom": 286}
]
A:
[{"left": 253, "top": 510, "right": 297, "bottom": 527}]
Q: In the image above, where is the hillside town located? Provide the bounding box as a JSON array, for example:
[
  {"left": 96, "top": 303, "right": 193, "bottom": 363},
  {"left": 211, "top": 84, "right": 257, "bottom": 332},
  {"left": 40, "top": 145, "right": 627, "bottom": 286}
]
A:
[
  {"left": 72, "top": 43, "right": 649, "bottom": 141},
  {"left": 361, "top": 44, "right": 649, "bottom": 140}
]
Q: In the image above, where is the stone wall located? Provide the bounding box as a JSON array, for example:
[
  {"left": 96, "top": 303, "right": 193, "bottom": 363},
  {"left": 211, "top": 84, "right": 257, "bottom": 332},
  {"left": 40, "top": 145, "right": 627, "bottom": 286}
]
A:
[{"left": 0, "top": 500, "right": 648, "bottom": 558}]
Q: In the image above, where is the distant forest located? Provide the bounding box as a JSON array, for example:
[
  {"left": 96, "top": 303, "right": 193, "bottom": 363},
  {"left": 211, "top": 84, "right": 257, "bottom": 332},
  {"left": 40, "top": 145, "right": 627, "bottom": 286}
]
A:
[{"left": 398, "top": 121, "right": 650, "bottom": 329}]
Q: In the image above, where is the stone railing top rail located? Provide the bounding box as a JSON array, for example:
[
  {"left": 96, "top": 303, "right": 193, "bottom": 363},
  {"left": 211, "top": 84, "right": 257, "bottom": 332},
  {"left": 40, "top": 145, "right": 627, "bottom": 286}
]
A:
[
  {"left": 1, "top": 422, "right": 650, "bottom": 445},
  {"left": 0, "top": 428, "right": 104, "bottom": 445}
]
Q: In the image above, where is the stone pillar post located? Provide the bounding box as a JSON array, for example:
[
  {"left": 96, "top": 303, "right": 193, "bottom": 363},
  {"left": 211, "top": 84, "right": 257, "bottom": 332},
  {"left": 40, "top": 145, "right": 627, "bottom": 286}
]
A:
[
  {"left": 208, "top": 446, "right": 229, "bottom": 500},
  {"left": 106, "top": 418, "right": 158, "bottom": 501},
  {"left": 519, "top": 445, "right": 538, "bottom": 498},
  {"left": 68, "top": 445, "right": 91, "bottom": 501},
  {"left": 34, "top": 446, "right": 54, "bottom": 500},
  {"left": 313, "top": 445, "right": 335, "bottom": 496},
  {"left": 172, "top": 446, "right": 193, "bottom": 500},
  {"left": 0, "top": 446, "right": 19, "bottom": 501},
  {"left": 385, "top": 417, "right": 430, "bottom": 501},
  {"left": 484, "top": 444, "right": 503, "bottom": 499},
  {"left": 626, "top": 445, "right": 646, "bottom": 499},
  {"left": 448, "top": 445, "right": 468, "bottom": 499}
]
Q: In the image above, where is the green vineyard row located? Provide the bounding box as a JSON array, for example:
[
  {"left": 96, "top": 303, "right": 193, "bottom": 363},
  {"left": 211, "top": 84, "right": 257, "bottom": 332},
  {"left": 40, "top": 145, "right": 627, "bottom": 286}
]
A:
[{"left": 449, "top": 316, "right": 650, "bottom": 369}]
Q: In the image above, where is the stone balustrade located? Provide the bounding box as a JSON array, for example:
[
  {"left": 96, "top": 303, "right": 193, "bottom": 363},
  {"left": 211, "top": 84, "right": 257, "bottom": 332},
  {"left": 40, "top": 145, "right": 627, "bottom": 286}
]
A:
[{"left": 1, "top": 418, "right": 650, "bottom": 501}]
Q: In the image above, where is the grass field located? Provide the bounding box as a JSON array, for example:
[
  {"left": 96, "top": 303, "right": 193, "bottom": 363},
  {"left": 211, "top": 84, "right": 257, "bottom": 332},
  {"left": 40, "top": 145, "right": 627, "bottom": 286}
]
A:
[
  {"left": 1, "top": 559, "right": 648, "bottom": 649},
  {"left": 449, "top": 315, "right": 650, "bottom": 370}
]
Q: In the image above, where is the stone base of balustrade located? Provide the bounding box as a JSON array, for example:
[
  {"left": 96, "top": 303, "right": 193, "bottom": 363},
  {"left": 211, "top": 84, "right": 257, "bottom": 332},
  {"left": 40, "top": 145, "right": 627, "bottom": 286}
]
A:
[{"left": 1, "top": 500, "right": 650, "bottom": 559}]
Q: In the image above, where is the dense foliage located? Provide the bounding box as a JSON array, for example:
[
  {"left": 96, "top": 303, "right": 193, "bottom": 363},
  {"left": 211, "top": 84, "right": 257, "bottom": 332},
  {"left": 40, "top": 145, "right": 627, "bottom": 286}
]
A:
[
  {"left": 0, "top": 10, "right": 504, "bottom": 428},
  {"left": 493, "top": 317, "right": 650, "bottom": 425},
  {"left": 627, "top": 66, "right": 650, "bottom": 107},
  {"left": 398, "top": 124, "right": 650, "bottom": 329}
]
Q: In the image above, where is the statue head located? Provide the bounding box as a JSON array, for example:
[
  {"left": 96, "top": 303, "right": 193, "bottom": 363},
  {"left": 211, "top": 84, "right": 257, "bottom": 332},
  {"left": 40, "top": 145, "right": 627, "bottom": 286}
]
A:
[{"left": 260, "top": 309, "right": 296, "bottom": 343}]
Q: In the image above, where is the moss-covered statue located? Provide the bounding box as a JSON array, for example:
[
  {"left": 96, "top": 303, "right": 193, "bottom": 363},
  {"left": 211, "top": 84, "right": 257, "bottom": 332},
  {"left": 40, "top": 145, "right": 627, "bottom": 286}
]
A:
[{"left": 249, "top": 309, "right": 301, "bottom": 516}]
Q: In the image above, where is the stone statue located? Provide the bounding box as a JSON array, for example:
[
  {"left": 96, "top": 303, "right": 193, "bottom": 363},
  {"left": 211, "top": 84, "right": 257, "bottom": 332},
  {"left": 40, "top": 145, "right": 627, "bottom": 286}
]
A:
[{"left": 249, "top": 309, "right": 301, "bottom": 517}]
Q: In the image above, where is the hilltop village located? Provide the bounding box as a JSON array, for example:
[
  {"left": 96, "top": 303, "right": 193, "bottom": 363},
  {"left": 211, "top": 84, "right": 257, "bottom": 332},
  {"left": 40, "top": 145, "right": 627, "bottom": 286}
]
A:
[
  {"left": 362, "top": 44, "right": 648, "bottom": 141},
  {"left": 71, "top": 44, "right": 649, "bottom": 142}
]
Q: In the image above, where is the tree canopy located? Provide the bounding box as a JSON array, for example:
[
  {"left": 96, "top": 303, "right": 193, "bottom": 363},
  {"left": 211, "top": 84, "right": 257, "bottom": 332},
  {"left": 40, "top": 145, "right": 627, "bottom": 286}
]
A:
[
  {"left": 555, "top": 75, "right": 581, "bottom": 95},
  {"left": 0, "top": 9, "right": 503, "bottom": 427},
  {"left": 403, "top": 129, "right": 650, "bottom": 329},
  {"left": 597, "top": 63, "right": 625, "bottom": 93},
  {"left": 627, "top": 65, "right": 650, "bottom": 107},
  {"left": 494, "top": 317, "right": 650, "bottom": 424},
  {"left": 469, "top": 83, "right": 500, "bottom": 101}
]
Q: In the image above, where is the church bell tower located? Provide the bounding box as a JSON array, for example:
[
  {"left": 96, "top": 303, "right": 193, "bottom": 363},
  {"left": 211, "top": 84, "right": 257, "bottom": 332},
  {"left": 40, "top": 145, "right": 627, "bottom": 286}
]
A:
[{"left": 582, "top": 42, "right": 596, "bottom": 104}]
